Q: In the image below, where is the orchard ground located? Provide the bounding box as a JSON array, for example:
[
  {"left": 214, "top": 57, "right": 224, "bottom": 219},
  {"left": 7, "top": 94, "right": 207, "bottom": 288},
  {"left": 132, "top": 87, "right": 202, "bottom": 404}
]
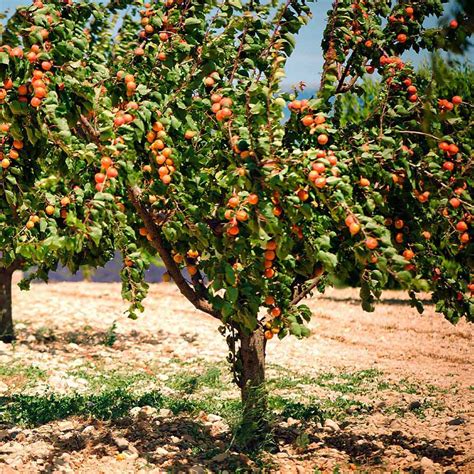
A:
[{"left": 0, "top": 279, "right": 472, "bottom": 473}]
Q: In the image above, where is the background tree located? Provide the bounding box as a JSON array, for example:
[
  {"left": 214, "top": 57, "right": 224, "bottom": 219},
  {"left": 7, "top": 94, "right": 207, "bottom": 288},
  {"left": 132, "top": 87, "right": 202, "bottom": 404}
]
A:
[
  {"left": 0, "top": 2, "right": 121, "bottom": 342},
  {"left": 0, "top": 0, "right": 472, "bottom": 446}
]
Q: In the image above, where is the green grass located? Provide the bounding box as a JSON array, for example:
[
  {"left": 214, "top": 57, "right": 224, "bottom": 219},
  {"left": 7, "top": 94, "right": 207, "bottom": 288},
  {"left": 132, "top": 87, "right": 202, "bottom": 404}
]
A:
[
  {"left": 68, "top": 367, "right": 156, "bottom": 392},
  {"left": 0, "top": 364, "right": 47, "bottom": 380},
  {"left": 167, "top": 366, "right": 225, "bottom": 392},
  {"left": 0, "top": 389, "right": 164, "bottom": 425},
  {"left": 0, "top": 361, "right": 449, "bottom": 430}
]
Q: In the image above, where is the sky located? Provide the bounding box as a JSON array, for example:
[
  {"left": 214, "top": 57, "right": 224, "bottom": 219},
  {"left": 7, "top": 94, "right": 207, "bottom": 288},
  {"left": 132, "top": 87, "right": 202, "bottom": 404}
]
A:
[{"left": 1, "top": 0, "right": 472, "bottom": 90}]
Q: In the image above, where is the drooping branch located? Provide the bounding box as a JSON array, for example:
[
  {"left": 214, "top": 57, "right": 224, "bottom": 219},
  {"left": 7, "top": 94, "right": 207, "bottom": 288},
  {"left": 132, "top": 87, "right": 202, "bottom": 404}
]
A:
[{"left": 129, "top": 186, "right": 221, "bottom": 320}]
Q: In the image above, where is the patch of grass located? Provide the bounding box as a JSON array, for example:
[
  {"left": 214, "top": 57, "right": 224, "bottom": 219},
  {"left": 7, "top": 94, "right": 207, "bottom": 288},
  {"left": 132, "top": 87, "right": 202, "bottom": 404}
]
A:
[
  {"left": 386, "top": 399, "right": 445, "bottom": 419},
  {"left": 267, "top": 368, "right": 384, "bottom": 396},
  {"left": 68, "top": 366, "right": 163, "bottom": 393},
  {"left": 0, "top": 364, "right": 47, "bottom": 380},
  {"left": 34, "top": 326, "right": 56, "bottom": 343},
  {"left": 102, "top": 321, "right": 117, "bottom": 347},
  {"left": 0, "top": 388, "right": 165, "bottom": 426},
  {"left": 269, "top": 397, "right": 325, "bottom": 422},
  {"left": 323, "top": 369, "right": 383, "bottom": 395},
  {"left": 322, "top": 396, "right": 370, "bottom": 421},
  {"left": 167, "top": 367, "right": 225, "bottom": 392}
]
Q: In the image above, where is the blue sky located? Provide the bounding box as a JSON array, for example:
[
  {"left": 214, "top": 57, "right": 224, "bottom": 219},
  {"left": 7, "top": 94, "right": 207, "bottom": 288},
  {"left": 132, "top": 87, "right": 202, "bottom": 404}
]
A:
[{"left": 1, "top": 0, "right": 472, "bottom": 89}]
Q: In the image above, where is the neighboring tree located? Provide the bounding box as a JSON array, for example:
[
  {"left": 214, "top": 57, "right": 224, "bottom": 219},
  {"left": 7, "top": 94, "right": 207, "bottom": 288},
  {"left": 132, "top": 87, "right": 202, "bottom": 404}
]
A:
[
  {"left": 0, "top": 4, "right": 119, "bottom": 342},
  {"left": 1, "top": 0, "right": 472, "bottom": 445}
]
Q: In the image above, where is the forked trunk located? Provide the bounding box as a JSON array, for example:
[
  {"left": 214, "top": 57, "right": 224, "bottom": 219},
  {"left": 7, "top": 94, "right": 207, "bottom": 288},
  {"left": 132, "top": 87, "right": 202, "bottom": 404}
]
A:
[
  {"left": 0, "top": 267, "right": 14, "bottom": 343},
  {"left": 237, "top": 327, "right": 269, "bottom": 448}
]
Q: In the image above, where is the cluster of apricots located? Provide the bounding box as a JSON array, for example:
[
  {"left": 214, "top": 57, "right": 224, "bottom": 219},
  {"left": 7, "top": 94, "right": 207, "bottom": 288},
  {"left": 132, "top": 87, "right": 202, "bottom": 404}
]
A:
[
  {"left": 387, "top": 4, "right": 416, "bottom": 25},
  {"left": 262, "top": 240, "right": 278, "bottom": 279},
  {"left": 344, "top": 215, "right": 378, "bottom": 250},
  {"left": 289, "top": 101, "right": 330, "bottom": 145},
  {"left": 94, "top": 156, "right": 119, "bottom": 192},
  {"left": 203, "top": 72, "right": 220, "bottom": 88},
  {"left": 137, "top": 1, "right": 180, "bottom": 54},
  {"left": 307, "top": 150, "right": 338, "bottom": 189},
  {"left": 344, "top": 214, "right": 361, "bottom": 237},
  {"left": 0, "top": 65, "right": 51, "bottom": 109},
  {"left": 223, "top": 193, "right": 259, "bottom": 235},
  {"left": 400, "top": 77, "right": 418, "bottom": 103},
  {"left": 138, "top": 226, "right": 153, "bottom": 242},
  {"left": 171, "top": 249, "right": 200, "bottom": 278},
  {"left": 224, "top": 195, "right": 247, "bottom": 237},
  {"left": 455, "top": 220, "right": 470, "bottom": 245},
  {"left": 263, "top": 295, "right": 283, "bottom": 339},
  {"left": 147, "top": 121, "right": 175, "bottom": 185},
  {"left": 288, "top": 98, "right": 309, "bottom": 112},
  {"left": 438, "top": 141, "right": 460, "bottom": 172},
  {"left": 209, "top": 93, "right": 233, "bottom": 122},
  {"left": 116, "top": 72, "right": 138, "bottom": 98},
  {"left": 438, "top": 95, "right": 463, "bottom": 112},
  {"left": 0, "top": 133, "right": 23, "bottom": 170},
  {"left": 112, "top": 102, "right": 138, "bottom": 127},
  {"left": 229, "top": 136, "right": 255, "bottom": 161}
]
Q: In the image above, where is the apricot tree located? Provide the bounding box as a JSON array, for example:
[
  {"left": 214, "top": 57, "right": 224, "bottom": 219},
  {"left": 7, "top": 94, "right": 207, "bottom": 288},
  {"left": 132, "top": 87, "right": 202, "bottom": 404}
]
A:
[
  {"left": 0, "top": 3, "right": 118, "bottom": 342},
  {"left": 1, "top": 0, "right": 472, "bottom": 444}
]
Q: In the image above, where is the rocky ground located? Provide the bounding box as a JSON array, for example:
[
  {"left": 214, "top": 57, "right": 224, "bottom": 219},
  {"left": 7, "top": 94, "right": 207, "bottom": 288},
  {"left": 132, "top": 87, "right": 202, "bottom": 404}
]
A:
[{"left": 0, "top": 280, "right": 473, "bottom": 473}]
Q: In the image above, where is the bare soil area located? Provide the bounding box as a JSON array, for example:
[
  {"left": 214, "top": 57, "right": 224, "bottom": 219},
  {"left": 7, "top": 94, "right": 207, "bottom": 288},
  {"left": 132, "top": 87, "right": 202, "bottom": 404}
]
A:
[{"left": 0, "top": 280, "right": 472, "bottom": 473}]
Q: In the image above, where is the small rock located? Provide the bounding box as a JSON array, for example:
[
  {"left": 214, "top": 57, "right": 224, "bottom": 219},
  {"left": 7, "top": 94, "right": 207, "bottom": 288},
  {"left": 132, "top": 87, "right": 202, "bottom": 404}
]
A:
[
  {"left": 211, "top": 452, "right": 229, "bottom": 462},
  {"left": 26, "top": 334, "right": 37, "bottom": 343},
  {"left": 276, "top": 451, "right": 289, "bottom": 458},
  {"left": 446, "top": 431, "right": 457, "bottom": 439},
  {"left": 346, "top": 405, "right": 359, "bottom": 415},
  {"left": 447, "top": 417, "right": 465, "bottom": 426},
  {"left": 0, "top": 442, "right": 21, "bottom": 454},
  {"left": 158, "top": 408, "right": 173, "bottom": 418},
  {"left": 138, "top": 406, "right": 157, "bottom": 419},
  {"left": 155, "top": 447, "right": 169, "bottom": 456},
  {"left": 82, "top": 426, "right": 96, "bottom": 435},
  {"left": 286, "top": 417, "right": 299, "bottom": 426},
  {"left": 420, "top": 456, "right": 434, "bottom": 469},
  {"left": 323, "top": 419, "right": 340, "bottom": 432},
  {"left": 113, "top": 437, "right": 130, "bottom": 452},
  {"left": 123, "top": 449, "right": 139, "bottom": 460},
  {"left": 189, "top": 466, "right": 206, "bottom": 474},
  {"left": 170, "top": 436, "right": 180, "bottom": 443},
  {"left": 207, "top": 414, "right": 222, "bottom": 423},
  {"left": 57, "top": 421, "right": 75, "bottom": 432},
  {"left": 0, "top": 382, "right": 8, "bottom": 394}
]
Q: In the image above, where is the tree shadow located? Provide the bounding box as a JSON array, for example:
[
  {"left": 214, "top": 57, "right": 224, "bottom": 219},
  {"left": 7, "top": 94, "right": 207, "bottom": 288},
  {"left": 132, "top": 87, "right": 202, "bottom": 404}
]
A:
[
  {"left": 0, "top": 414, "right": 465, "bottom": 471},
  {"left": 318, "top": 295, "right": 433, "bottom": 306}
]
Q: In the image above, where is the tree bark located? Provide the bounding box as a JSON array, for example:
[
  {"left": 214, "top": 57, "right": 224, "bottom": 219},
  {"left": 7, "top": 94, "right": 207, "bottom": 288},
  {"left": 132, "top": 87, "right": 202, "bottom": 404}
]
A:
[
  {"left": 0, "top": 266, "right": 15, "bottom": 343},
  {"left": 237, "top": 327, "right": 269, "bottom": 448}
]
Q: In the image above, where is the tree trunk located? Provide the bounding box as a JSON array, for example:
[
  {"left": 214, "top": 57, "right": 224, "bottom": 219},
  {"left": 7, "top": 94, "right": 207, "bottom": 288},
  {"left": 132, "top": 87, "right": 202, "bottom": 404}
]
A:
[
  {"left": 237, "top": 327, "right": 270, "bottom": 449},
  {"left": 0, "top": 267, "right": 14, "bottom": 343}
]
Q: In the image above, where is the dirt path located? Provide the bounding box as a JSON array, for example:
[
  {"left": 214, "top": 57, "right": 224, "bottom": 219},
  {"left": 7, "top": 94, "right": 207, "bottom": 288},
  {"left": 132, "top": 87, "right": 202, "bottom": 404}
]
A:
[{"left": 0, "top": 281, "right": 472, "bottom": 473}]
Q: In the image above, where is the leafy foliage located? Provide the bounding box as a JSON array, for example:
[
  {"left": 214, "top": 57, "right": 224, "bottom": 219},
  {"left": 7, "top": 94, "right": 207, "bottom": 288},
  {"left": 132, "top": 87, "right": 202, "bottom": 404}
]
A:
[{"left": 0, "top": 0, "right": 472, "bottom": 339}]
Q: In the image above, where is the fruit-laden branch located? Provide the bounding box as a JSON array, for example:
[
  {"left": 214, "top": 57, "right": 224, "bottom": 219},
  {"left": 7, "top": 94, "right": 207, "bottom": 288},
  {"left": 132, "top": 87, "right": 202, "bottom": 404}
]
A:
[
  {"left": 319, "top": 0, "right": 340, "bottom": 91},
  {"left": 129, "top": 186, "right": 221, "bottom": 320}
]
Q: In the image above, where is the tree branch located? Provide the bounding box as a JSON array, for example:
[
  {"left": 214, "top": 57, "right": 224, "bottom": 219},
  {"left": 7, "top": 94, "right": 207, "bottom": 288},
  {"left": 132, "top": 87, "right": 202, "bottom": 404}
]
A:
[
  {"left": 129, "top": 186, "right": 221, "bottom": 320},
  {"left": 290, "top": 276, "right": 322, "bottom": 306}
]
